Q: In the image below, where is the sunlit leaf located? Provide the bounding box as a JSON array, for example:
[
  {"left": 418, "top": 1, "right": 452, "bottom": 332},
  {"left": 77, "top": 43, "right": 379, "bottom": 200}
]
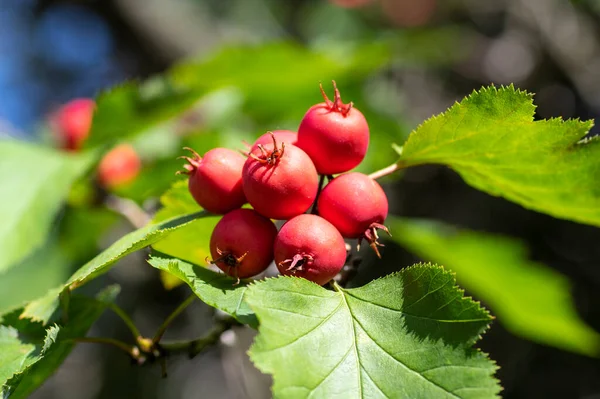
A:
[
  {"left": 396, "top": 85, "right": 600, "bottom": 226},
  {"left": 247, "top": 265, "right": 500, "bottom": 398}
]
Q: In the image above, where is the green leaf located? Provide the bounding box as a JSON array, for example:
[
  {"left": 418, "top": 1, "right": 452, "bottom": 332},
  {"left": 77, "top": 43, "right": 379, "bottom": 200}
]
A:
[
  {"left": 171, "top": 41, "right": 391, "bottom": 123},
  {"left": 0, "top": 326, "right": 36, "bottom": 385},
  {"left": 1, "top": 287, "right": 118, "bottom": 398},
  {"left": 397, "top": 85, "right": 600, "bottom": 227},
  {"left": 389, "top": 218, "right": 600, "bottom": 356},
  {"left": 0, "top": 207, "right": 118, "bottom": 315},
  {"left": 0, "top": 141, "right": 95, "bottom": 272},
  {"left": 147, "top": 257, "right": 256, "bottom": 327},
  {"left": 152, "top": 180, "right": 219, "bottom": 269},
  {"left": 247, "top": 265, "right": 500, "bottom": 399},
  {"left": 20, "top": 211, "right": 207, "bottom": 324},
  {"left": 85, "top": 79, "right": 201, "bottom": 148},
  {"left": 85, "top": 41, "right": 392, "bottom": 149}
]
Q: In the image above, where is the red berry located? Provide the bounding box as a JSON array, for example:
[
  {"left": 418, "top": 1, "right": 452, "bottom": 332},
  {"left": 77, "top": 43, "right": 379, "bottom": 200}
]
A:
[
  {"left": 208, "top": 208, "right": 277, "bottom": 282},
  {"left": 53, "top": 98, "right": 95, "bottom": 151},
  {"left": 242, "top": 133, "right": 318, "bottom": 220},
  {"left": 274, "top": 214, "right": 347, "bottom": 285},
  {"left": 180, "top": 147, "right": 246, "bottom": 214},
  {"left": 317, "top": 172, "right": 389, "bottom": 257},
  {"left": 251, "top": 130, "right": 297, "bottom": 152},
  {"left": 296, "top": 81, "right": 369, "bottom": 175},
  {"left": 97, "top": 144, "right": 141, "bottom": 189}
]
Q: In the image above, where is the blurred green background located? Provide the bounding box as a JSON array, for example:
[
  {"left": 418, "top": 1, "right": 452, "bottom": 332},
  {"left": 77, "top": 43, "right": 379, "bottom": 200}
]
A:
[{"left": 1, "top": 0, "right": 600, "bottom": 398}]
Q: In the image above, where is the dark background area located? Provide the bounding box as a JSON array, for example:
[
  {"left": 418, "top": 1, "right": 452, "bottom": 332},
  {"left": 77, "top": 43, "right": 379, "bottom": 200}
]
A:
[{"left": 2, "top": 0, "right": 600, "bottom": 398}]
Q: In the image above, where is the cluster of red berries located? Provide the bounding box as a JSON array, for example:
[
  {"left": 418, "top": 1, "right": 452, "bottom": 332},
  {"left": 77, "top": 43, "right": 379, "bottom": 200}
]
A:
[
  {"left": 181, "top": 82, "right": 389, "bottom": 285},
  {"left": 52, "top": 98, "right": 142, "bottom": 189}
]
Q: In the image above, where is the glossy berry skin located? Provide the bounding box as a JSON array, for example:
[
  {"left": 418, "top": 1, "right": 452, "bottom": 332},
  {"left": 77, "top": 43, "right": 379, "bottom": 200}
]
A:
[
  {"left": 53, "top": 98, "right": 95, "bottom": 151},
  {"left": 242, "top": 135, "right": 318, "bottom": 220},
  {"left": 97, "top": 144, "right": 141, "bottom": 189},
  {"left": 209, "top": 209, "right": 277, "bottom": 280},
  {"left": 274, "top": 214, "right": 347, "bottom": 286},
  {"left": 296, "top": 82, "right": 369, "bottom": 175},
  {"left": 181, "top": 147, "right": 246, "bottom": 214},
  {"left": 318, "top": 172, "right": 389, "bottom": 256},
  {"left": 251, "top": 130, "right": 297, "bottom": 152}
]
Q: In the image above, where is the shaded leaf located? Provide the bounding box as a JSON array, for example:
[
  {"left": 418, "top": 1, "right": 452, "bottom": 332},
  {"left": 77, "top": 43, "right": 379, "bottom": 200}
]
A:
[
  {"left": 1, "top": 287, "right": 118, "bottom": 398},
  {"left": 85, "top": 79, "right": 201, "bottom": 148},
  {"left": 21, "top": 211, "right": 207, "bottom": 324},
  {"left": 0, "top": 141, "right": 95, "bottom": 272},
  {"left": 247, "top": 265, "right": 500, "bottom": 399},
  {"left": 397, "top": 85, "right": 600, "bottom": 226},
  {"left": 390, "top": 218, "right": 600, "bottom": 356},
  {"left": 147, "top": 257, "right": 256, "bottom": 327}
]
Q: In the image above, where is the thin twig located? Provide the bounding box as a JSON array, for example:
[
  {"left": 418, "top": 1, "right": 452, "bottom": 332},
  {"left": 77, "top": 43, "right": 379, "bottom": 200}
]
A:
[
  {"left": 105, "top": 194, "right": 151, "bottom": 229},
  {"left": 160, "top": 317, "right": 236, "bottom": 358},
  {"left": 152, "top": 295, "right": 196, "bottom": 345},
  {"left": 106, "top": 302, "right": 143, "bottom": 342}
]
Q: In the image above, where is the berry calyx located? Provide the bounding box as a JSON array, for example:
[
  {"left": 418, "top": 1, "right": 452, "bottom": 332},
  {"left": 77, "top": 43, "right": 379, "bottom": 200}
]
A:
[
  {"left": 317, "top": 172, "right": 390, "bottom": 258},
  {"left": 52, "top": 98, "right": 95, "bottom": 151},
  {"left": 296, "top": 81, "right": 369, "bottom": 175},
  {"left": 207, "top": 208, "right": 278, "bottom": 283},
  {"left": 251, "top": 130, "right": 297, "bottom": 152},
  {"left": 242, "top": 133, "right": 319, "bottom": 220},
  {"left": 97, "top": 144, "right": 141, "bottom": 189},
  {"left": 179, "top": 147, "right": 246, "bottom": 214},
  {"left": 274, "top": 214, "right": 347, "bottom": 285}
]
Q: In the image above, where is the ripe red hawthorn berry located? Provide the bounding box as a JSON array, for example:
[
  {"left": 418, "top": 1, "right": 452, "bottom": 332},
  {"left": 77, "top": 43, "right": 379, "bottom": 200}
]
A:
[
  {"left": 97, "top": 144, "right": 142, "bottom": 189},
  {"left": 317, "top": 172, "right": 390, "bottom": 257},
  {"left": 274, "top": 214, "right": 347, "bottom": 286},
  {"left": 296, "top": 81, "right": 369, "bottom": 175},
  {"left": 179, "top": 147, "right": 246, "bottom": 214},
  {"left": 53, "top": 98, "right": 95, "bottom": 151},
  {"left": 242, "top": 133, "right": 318, "bottom": 220},
  {"left": 251, "top": 130, "right": 297, "bottom": 152},
  {"left": 208, "top": 208, "right": 277, "bottom": 283}
]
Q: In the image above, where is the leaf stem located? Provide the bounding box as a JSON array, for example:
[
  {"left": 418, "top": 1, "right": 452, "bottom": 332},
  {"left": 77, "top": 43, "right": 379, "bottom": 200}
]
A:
[
  {"left": 368, "top": 163, "right": 402, "bottom": 180},
  {"left": 160, "top": 316, "right": 236, "bottom": 358},
  {"left": 152, "top": 294, "right": 196, "bottom": 345},
  {"left": 311, "top": 174, "right": 327, "bottom": 214},
  {"left": 106, "top": 302, "right": 144, "bottom": 342}
]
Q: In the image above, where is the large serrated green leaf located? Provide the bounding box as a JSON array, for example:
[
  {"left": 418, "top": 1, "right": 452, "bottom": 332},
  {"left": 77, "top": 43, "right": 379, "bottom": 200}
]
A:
[
  {"left": 246, "top": 265, "right": 500, "bottom": 399},
  {"left": 0, "top": 141, "right": 96, "bottom": 272},
  {"left": 390, "top": 218, "right": 600, "bottom": 356},
  {"left": 147, "top": 257, "right": 256, "bottom": 327},
  {"left": 396, "top": 85, "right": 600, "bottom": 226},
  {"left": 1, "top": 287, "right": 118, "bottom": 398},
  {"left": 20, "top": 211, "right": 208, "bottom": 324}
]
